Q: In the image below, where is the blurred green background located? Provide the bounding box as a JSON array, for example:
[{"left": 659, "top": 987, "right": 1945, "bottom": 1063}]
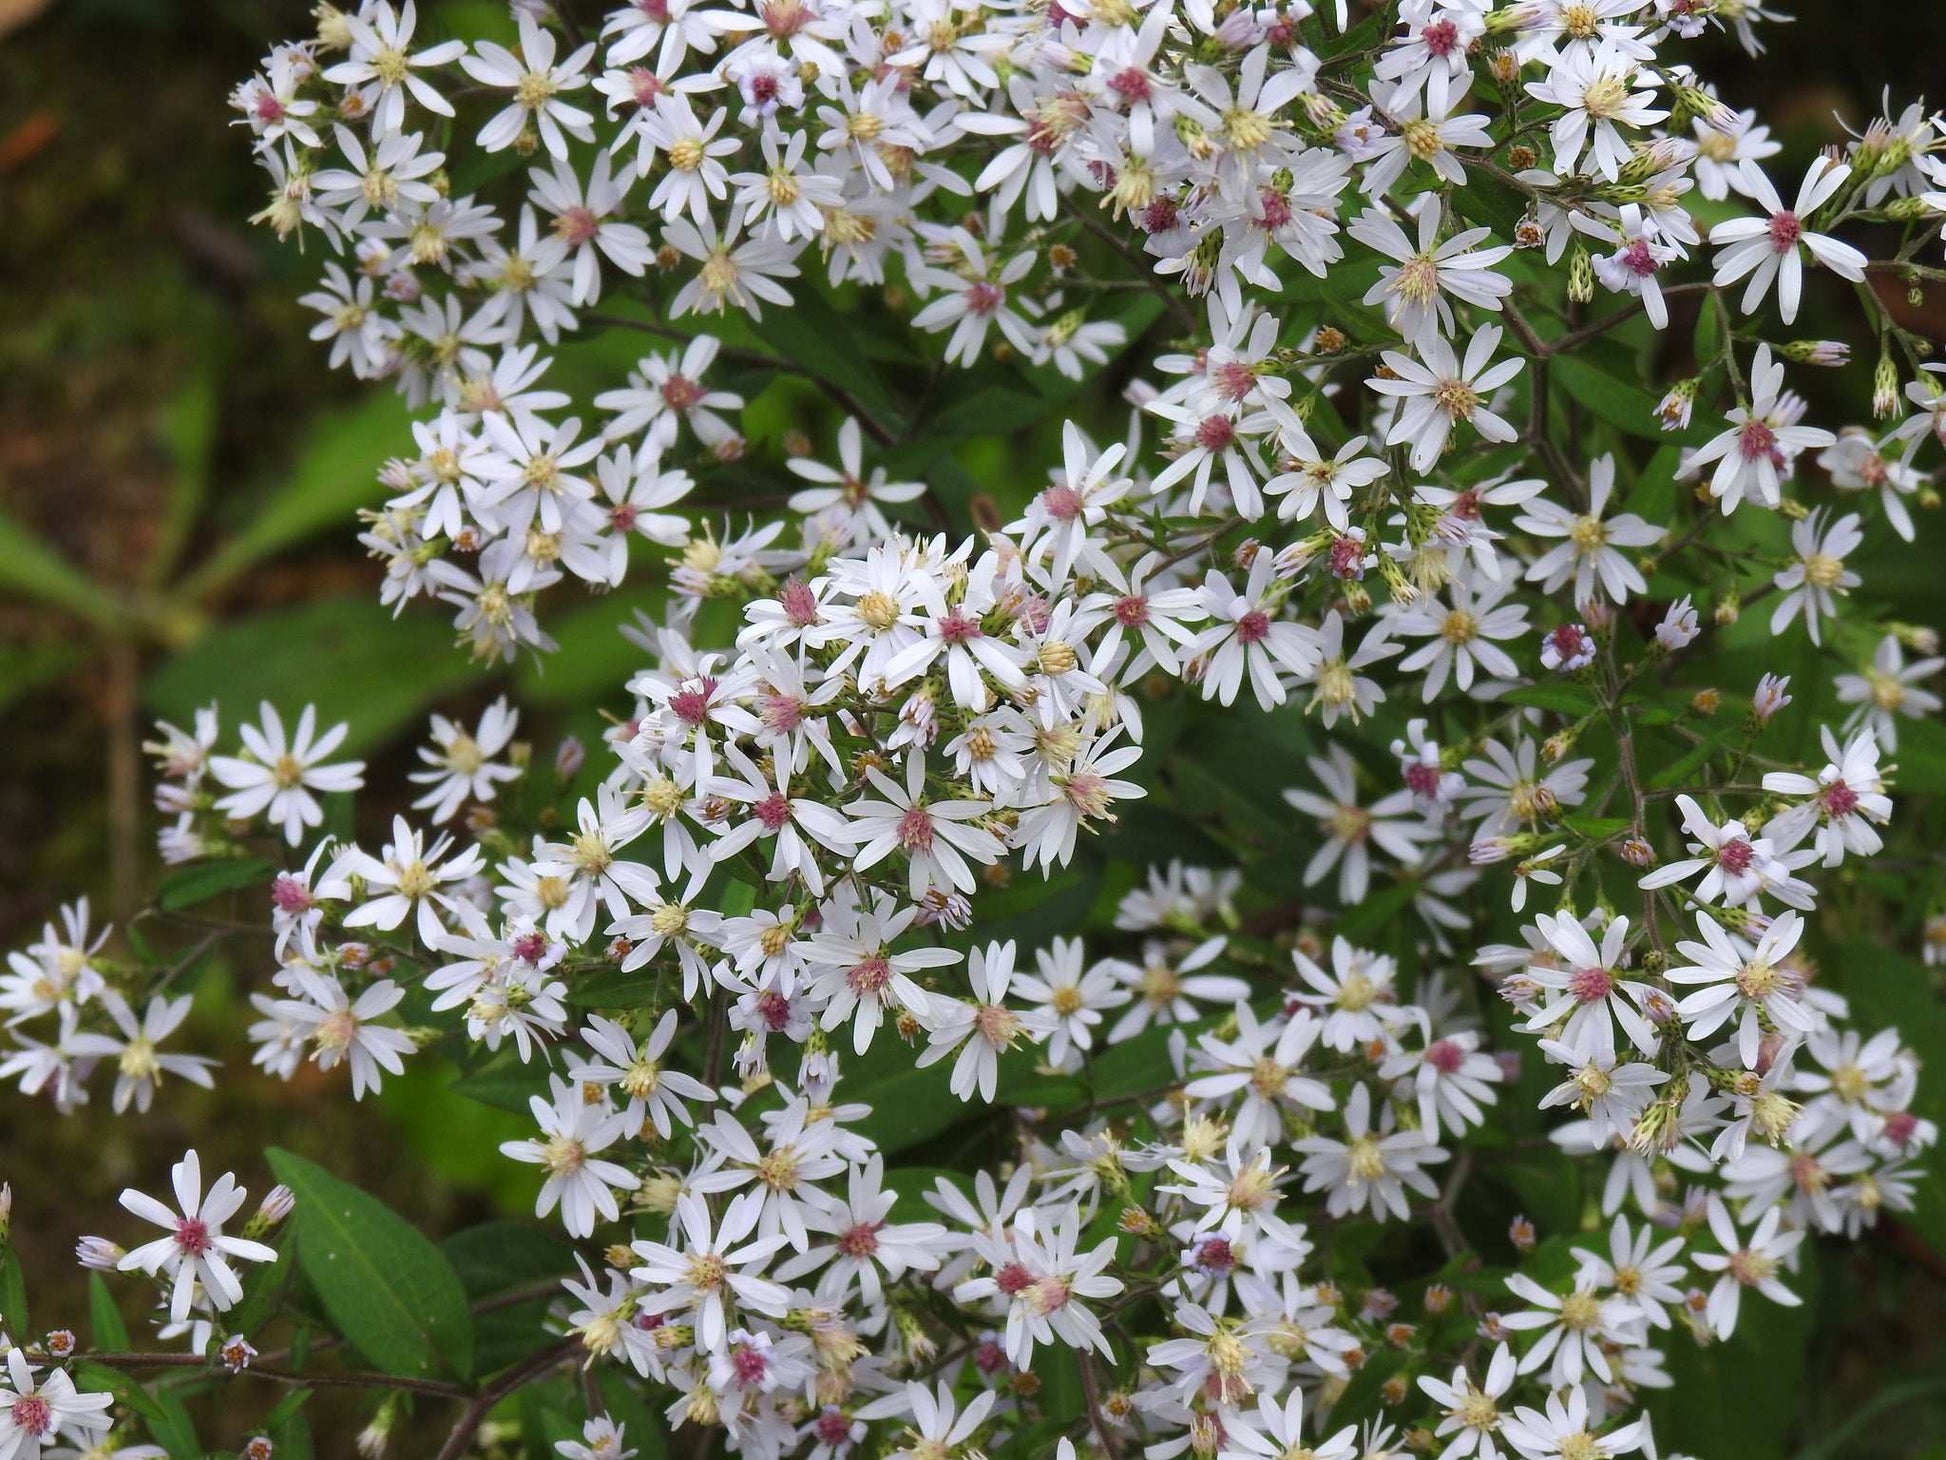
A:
[{"left": 5, "top": 0, "right": 1946, "bottom": 1453}]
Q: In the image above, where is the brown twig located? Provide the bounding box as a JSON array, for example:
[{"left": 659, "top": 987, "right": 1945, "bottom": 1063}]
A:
[
  {"left": 86, "top": 1353, "right": 469, "bottom": 1400},
  {"left": 434, "top": 1339, "right": 581, "bottom": 1460}
]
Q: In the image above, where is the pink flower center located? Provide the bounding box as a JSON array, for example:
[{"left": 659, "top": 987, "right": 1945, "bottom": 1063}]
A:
[
  {"left": 270, "top": 873, "right": 314, "bottom": 914},
  {"left": 1256, "top": 188, "right": 1294, "bottom": 230},
  {"left": 815, "top": 1410, "right": 854, "bottom": 1445},
  {"left": 1549, "top": 624, "right": 1590, "bottom": 660},
  {"left": 1213, "top": 360, "right": 1260, "bottom": 402},
  {"left": 660, "top": 374, "right": 703, "bottom": 412},
  {"left": 755, "top": 990, "right": 793, "bottom": 1031},
  {"left": 1196, "top": 1236, "right": 1236, "bottom": 1272},
  {"left": 1767, "top": 211, "right": 1802, "bottom": 252},
  {"left": 897, "top": 804, "right": 935, "bottom": 852},
  {"left": 966, "top": 281, "right": 1006, "bottom": 316},
  {"left": 1568, "top": 966, "right": 1613, "bottom": 1003},
  {"left": 754, "top": 792, "right": 793, "bottom": 830},
  {"left": 1113, "top": 595, "right": 1150, "bottom": 628},
  {"left": 1329, "top": 535, "right": 1368, "bottom": 579},
  {"left": 1139, "top": 197, "right": 1180, "bottom": 234},
  {"left": 838, "top": 1221, "right": 882, "bottom": 1257},
  {"left": 731, "top": 1344, "right": 770, "bottom": 1384},
  {"left": 1621, "top": 237, "right": 1658, "bottom": 277},
  {"left": 513, "top": 930, "right": 551, "bottom": 963},
  {"left": 253, "top": 93, "right": 286, "bottom": 122},
  {"left": 1716, "top": 838, "right": 1754, "bottom": 874},
  {"left": 778, "top": 577, "right": 820, "bottom": 627},
  {"left": 1195, "top": 414, "right": 1237, "bottom": 452},
  {"left": 1422, "top": 18, "right": 1460, "bottom": 54},
  {"left": 1425, "top": 1038, "right": 1465, "bottom": 1073},
  {"left": 627, "top": 68, "right": 663, "bottom": 108},
  {"left": 610, "top": 503, "right": 639, "bottom": 532},
  {"left": 1039, "top": 483, "right": 1085, "bottom": 520},
  {"left": 1823, "top": 780, "right": 1859, "bottom": 817},
  {"left": 1109, "top": 66, "right": 1152, "bottom": 102},
  {"left": 175, "top": 1217, "right": 213, "bottom": 1257},
  {"left": 1884, "top": 1110, "right": 1918, "bottom": 1146},
  {"left": 1736, "top": 418, "right": 1779, "bottom": 462},
  {"left": 847, "top": 954, "right": 891, "bottom": 996},
  {"left": 938, "top": 609, "right": 983, "bottom": 643},
  {"left": 1235, "top": 609, "right": 1271, "bottom": 645},
  {"left": 1405, "top": 762, "right": 1443, "bottom": 799},
  {"left": 668, "top": 677, "right": 717, "bottom": 725},
  {"left": 995, "top": 1261, "right": 1035, "bottom": 1295},
  {"left": 636, "top": 0, "right": 671, "bottom": 19},
  {"left": 760, "top": 692, "right": 803, "bottom": 733},
  {"left": 9, "top": 1397, "right": 51, "bottom": 1438},
  {"left": 556, "top": 205, "right": 601, "bottom": 246}
]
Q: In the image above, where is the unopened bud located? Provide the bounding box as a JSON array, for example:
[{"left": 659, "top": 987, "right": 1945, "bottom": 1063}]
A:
[
  {"left": 1568, "top": 244, "right": 1595, "bottom": 303},
  {"left": 75, "top": 1236, "right": 124, "bottom": 1270},
  {"left": 555, "top": 736, "right": 586, "bottom": 780},
  {"left": 1874, "top": 350, "right": 1902, "bottom": 420},
  {"left": 1781, "top": 339, "right": 1850, "bottom": 366}
]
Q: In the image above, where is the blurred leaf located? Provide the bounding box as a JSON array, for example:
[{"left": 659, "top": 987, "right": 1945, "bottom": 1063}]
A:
[
  {"left": 1502, "top": 682, "right": 1598, "bottom": 716},
  {"left": 182, "top": 391, "right": 412, "bottom": 598},
  {"left": 0, "top": 638, "right": 84, "bottom": 713},
  {"left": 147, "top": 596, "right": 488, "bottom": 757},
  {"left": 443, "top": 1221, "right": 577, "bottom": 1295},
  {"left": 844, "top": 1035, "right": 966, "bottom": 1155},
  {"left": 0, "top": 507, "right": 120, "bottom": 630},
  {"left": 748, "top": 289, "right": 902, "bottom": 428},
  {"left": 0, "top": 1252, "right": 26, "bottom": 1336},
  {"left": 224, "top": 1236, "right": 295, "bottom": 1339},
  {"left": 1551, "top": 355, "right": 1669, "bottom": 440},
  {"left": 450, "top": 1057, "right": 553, "bottom": 1115},
  {"left": 148, "top": 359, "right": 220, "bottom": 587},
  {"left": 155, "top": 856, "right": 274, "bottom": 912},
  {"left": 1649, "top": 1261, "right": 1818, "bottom": 1458},
  {"left": 444, "top": 1221, "right": 578, "bottom": 1372},
  {"left": 89, "top": 1272, "right": 129, "bottom": 1351},
  {"left": 266, "top": 1147, "right": 475, "bottom": 1381}
]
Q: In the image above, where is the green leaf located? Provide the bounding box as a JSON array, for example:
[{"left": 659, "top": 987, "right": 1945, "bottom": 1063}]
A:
[
  {"left": 155, "top": 857, "right": 275, "bottom": 912},
  {"left": 748, "top": 289, "right": 902, "bottom": 428},
  {"left": 1647, "top": 1257, "right": 1817, "bottom": 1458},
  {"left": 1563, "top": 814, "right": 1633, "bottom": 840},
  {"left": 0, "top": 1252, "right": 27, "bottom": 1336},
  {"left": 71, "top": 1362, "right": 167, "bottom": 1423},
  {"left": 224, "top": 1236, "right": 296, "bottom": 1339},
  {"left": 182, "top": 391, "right": 413, "bottom": 598},
  {"left": 147, "top": 596, "right": 490, "bottom": 757},
  {"left": 450, "top": 1058, "right": 553, "bottom": 1115},
  {"left": 0, "top": 508, "right": 121, "bottom": 630},
  {"left": 0, "top": 639, "right": 85, "bottom": 715},
  {"left": 265, "top": 1148, "right": 475, "bottom": 1381},
  {"left": 1550, "top": 355, "right": 1670, "bottom": 440},
  {"left": 1648, "top": 730, "right": 1732, "bottom": 790},
  {"left": 1501, "top": 681, "right": 1598, "bottom": 716},
  {"left": 89, "top": 1272, "right": 129, "bottom": 1351}
]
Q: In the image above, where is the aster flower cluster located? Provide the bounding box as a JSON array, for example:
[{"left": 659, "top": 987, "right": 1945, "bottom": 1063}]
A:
[{"left": 7, "top": 0, "right": 1946, "bottom": 1455}]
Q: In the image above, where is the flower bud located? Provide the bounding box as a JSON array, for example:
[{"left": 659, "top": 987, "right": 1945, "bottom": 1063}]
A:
[
  {"left": 76, "top": 1236, "right": 125, "bottom": 1270},
  {"left": 1874, "top": 350, "right": 1902, "bottom": 419},
  {"left": 1568, "top": 243, "right": 1595, "bottom": 303},
  {"left": 1780, "top": 339, "right": 1850, "bottom": 366}
]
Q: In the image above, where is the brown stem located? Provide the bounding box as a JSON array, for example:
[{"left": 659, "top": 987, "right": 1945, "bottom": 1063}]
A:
[
  {"left": 85, "top": 1353, "right": 468, "bottom": 1400},
  {"left": 434, "top": 1339, "right": 581, "bottom": 1460},
  {"left": 1079, "top": 1351, "right": 1126, "bottom": 1460}
]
